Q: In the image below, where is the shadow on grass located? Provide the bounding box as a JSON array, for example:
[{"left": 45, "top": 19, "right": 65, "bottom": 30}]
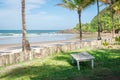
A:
[
  {"left": 0, "top": 49, "right": 120, "bottom": 80},
  {"left": 0, "top": 64, "right": 80, "bottom": 80},
  {"left": 52, "top": 51, "right": 92, "bottom": 68},
  {"left": 88, "top": 49, "right": 120, "bottom": 67},
  {"left": 87, "top": 49, "right": 120, "bottom": 80}
]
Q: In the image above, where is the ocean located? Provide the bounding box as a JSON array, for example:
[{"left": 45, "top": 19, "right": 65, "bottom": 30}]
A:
[{"left": 0, "top": 30, "right": 78, "bottom": 44}]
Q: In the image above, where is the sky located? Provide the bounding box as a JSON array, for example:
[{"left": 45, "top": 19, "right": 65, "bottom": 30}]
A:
[{"left": 0, "top": 0, "right": 107, "bottom": 30}]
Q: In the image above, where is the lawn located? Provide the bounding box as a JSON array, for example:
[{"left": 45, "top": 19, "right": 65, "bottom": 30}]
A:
[{"left": 0, "top": 48, "right": 120, "bottom": 80}]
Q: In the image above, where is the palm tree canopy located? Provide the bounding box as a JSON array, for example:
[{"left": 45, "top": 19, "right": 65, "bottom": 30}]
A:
[
  {"left": 101, "top": 0, "right": 119, "bottom": 4},
  {"left": 100, "top": 0, "right": 120, "bottom": 14},
  {"left": 57, "top": 0, "right": 95, "bottom": 12},
  {"left": 112, "top": 0, "right": 120, "bottom": 16},
  {"left": 112, "top": 0, "right": 120, "bottom": 10},
  {"left": 101, "top": 0, "right": 111, "bottom": 4},
  {"left": 57, "top": 0, "right": 95, "bottom": 40}
]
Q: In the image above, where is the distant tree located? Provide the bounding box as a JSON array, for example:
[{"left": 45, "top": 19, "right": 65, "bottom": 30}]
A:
[
  {"left": 21, "top": 0, "right": 31, "bottom": 53},
  {"left": 91, "top": 6, "right": 120, "bottom": 33},
  {"left": 57, "top": 0, "right": 95, "bottom": 40},
  {"left": 74, "top": 23, "right": 92, "bottom": 32}
]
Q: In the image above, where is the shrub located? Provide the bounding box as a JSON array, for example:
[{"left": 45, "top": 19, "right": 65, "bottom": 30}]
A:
[
  {"left": 115, "top": 36, "right": 120, "bottom": 45},
  {"left": 102, "top": 39, "right": 109, "bottom": 47},
  {"left": 115, "top": 36, "right": 120, "bottom": 42}
]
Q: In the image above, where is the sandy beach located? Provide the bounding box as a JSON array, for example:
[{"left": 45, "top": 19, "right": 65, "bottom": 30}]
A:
[
  {"left": 0, "top": 33, "right": 115, "bottom": 53},
  {"left": 0, "top": 39, "right": 80, "bottom": 51},
  {"left": 0, "top": 32, "right": 118, "bottom": 67}
]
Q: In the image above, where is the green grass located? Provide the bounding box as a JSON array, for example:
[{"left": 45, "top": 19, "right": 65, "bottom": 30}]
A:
[{"left": 0, "top": 48, "right": 120, "bottom": 80}]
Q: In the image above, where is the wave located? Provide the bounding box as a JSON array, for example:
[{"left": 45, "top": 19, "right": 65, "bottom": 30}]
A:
[
  {"left": 0, "top": 30, "right": 78, "bottom": 44},
  {"left": 0, "top": 33, "right": 21, "bottom": 39},
  {"left": 0, "top": 32, "right": 75, "bottom": 39}
]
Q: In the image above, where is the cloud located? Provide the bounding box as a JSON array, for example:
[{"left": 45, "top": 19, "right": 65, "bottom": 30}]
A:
[
  {"left": 0, "top": 0, "right": 48, "bottom": 29},
  {"left": 0, "top": 0, "right": 77, "bottom": 30},
  {"left": 0, "top": 0, "right": 47, "bottom": 13},
  {"left": 27, "top": 0, "right": 46, "bottom": 4},
  {"left": 26, "top": 0, "right": 47, "bottom": 12}
]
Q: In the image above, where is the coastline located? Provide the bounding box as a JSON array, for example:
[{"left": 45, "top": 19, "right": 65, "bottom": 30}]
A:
[
  {"left": 0, "top": 32, "right": 115, "bottom": 52},
  {"left": 0, "top": 38, "right": 79, "bottom": 51},
  {"left": 0, "top": 33, "right": 117, "bottom": 66}
]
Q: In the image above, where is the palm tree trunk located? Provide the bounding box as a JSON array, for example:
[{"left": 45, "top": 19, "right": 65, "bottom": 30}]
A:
[
  {"left": 110, "top": 0, "right": 115, "bottom": 38},
  {"left": 111, "top": 9, "right": 115, "bottom": 37},
  {"left": 78, "top": 10, "right": 82, "bottom": 41},
  {"left": 97, "top": 0, "right": 101, "bottom": 40},
  {"left": 22, "top": 0, "right": 31, "bottom": 52}
]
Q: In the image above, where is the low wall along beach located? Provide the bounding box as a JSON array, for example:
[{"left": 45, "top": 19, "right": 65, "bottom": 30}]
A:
[{"left": 0, "top": 39, "right": 113, "bottom": 67}]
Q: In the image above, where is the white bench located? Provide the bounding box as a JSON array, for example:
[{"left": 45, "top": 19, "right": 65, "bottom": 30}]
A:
[{"left": 70, "top": 52, "right": 95, "bottom": 70}]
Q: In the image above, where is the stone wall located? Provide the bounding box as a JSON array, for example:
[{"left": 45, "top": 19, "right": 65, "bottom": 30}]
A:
[{"left": 0, "top": 39, "right": 113, "bottom": 67}]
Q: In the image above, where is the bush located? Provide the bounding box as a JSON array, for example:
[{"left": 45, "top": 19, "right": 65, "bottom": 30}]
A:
[
  {"left": 118, "top": 31, "right": 120, "bottom": 34},
  {"left": 102, "top": 40, "right": 109, "bottom": 47},
  {"left": 115, "top": 36, "right": 120, "bottom": 42},
  {"left": 115, "top": 36, "right": 120, "bottom": 45}
]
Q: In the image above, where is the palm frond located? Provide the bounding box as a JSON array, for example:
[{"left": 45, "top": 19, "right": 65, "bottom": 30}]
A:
[
  {"left": 57, "top": 0, "right": 76, "bottom": 10},
  {"left": 112, "top": 0, "right": 120, "bottom": 15},
  {"left": 66, "top": 1, "right": 76, "bottom": 10},
  {"left": 63, "top": 0, "right": 67, "bottom": 3},
  {"left": 74, "top": 0, "right": 81, "bottom": 5},
  {"left": 81, "top": 0, "right": 95, "bottom": 9},
  {"left": 56, "top": 4, "right": 65, "bottom": 7},
  {"left": 57, "top": 0, "right": 95, "bottom": 11}
]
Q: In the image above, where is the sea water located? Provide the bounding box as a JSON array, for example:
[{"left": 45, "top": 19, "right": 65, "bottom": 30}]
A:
[{"left": 0, "top": 30, "right": 78, "bottom": 44}]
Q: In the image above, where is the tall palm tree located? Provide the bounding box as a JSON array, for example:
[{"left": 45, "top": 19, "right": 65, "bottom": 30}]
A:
[
  {"left": 110, "top": 0, "right": 115, "bottom": 37},
  {"left": 97, "top": 0, "right": 101, "bottom": 40},
  {"left": 57, "top": 0, "right": 95, "bottom": 40},
  {"left": 21, "top": 0, "right": 31, "bottom": 53},
  {"left": 101, "top": 0, "right": 119, "bottom": 37}
]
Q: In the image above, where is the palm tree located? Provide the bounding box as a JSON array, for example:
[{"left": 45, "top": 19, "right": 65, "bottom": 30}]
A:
[
  {"left": 112, "top": 0, "right": 120, "bottom": 24},
  {"left": 21, "top": 0, "right": 31, "bottom": 53},
  {"left": 57, "top": 0, "right": 95, "bottom": 40},
  {"left": 110, "top": 0, "right": 115, "bottom": 37},
  {"left": 101, "top": 0, "right": 119, "bottom": 37},
  {"left": 97, "top": 0, "right": 102, "bottom": 40}
]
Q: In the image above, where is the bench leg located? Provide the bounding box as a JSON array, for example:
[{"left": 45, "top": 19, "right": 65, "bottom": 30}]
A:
[
  {"left": 77, "top": 61, "right": 80, "bottom": 70},
  {"left": 91, "top": 59, "right": 94, "bottom": 69}
]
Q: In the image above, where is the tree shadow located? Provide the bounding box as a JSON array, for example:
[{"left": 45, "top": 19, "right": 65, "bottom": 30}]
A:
[
  {"left": 0, "top": 51, "right": 91, "bottom": 80},
  {"left": 52, "top": 51, "right": 93, "bottom": 69},
  {"left": 0, "top": 63, "right": 79, "bottom": 80},
  {"left": 87, "top": 49, "right": 120, "bottom": 80},
  {"left": 0, "top": 49, "right": 120, "bottom": 80}
]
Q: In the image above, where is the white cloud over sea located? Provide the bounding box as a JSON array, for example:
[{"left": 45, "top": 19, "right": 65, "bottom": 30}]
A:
[
  {"left": 0, "top": 0, "right": 107, "bottom": 30},
  {"left": 0, "top": 0, "right": 47, "bottom": 14},
  {"left": 0, "top": 0, "right": 66, "bottom": 30}
]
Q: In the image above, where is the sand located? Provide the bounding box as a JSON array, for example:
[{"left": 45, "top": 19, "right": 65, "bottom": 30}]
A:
[
  {"left": 0, "top": 33, "right": 116, "bottom": 52},
  {"left": 0, "top": 39, "right": 79, "bottom": 51}
]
